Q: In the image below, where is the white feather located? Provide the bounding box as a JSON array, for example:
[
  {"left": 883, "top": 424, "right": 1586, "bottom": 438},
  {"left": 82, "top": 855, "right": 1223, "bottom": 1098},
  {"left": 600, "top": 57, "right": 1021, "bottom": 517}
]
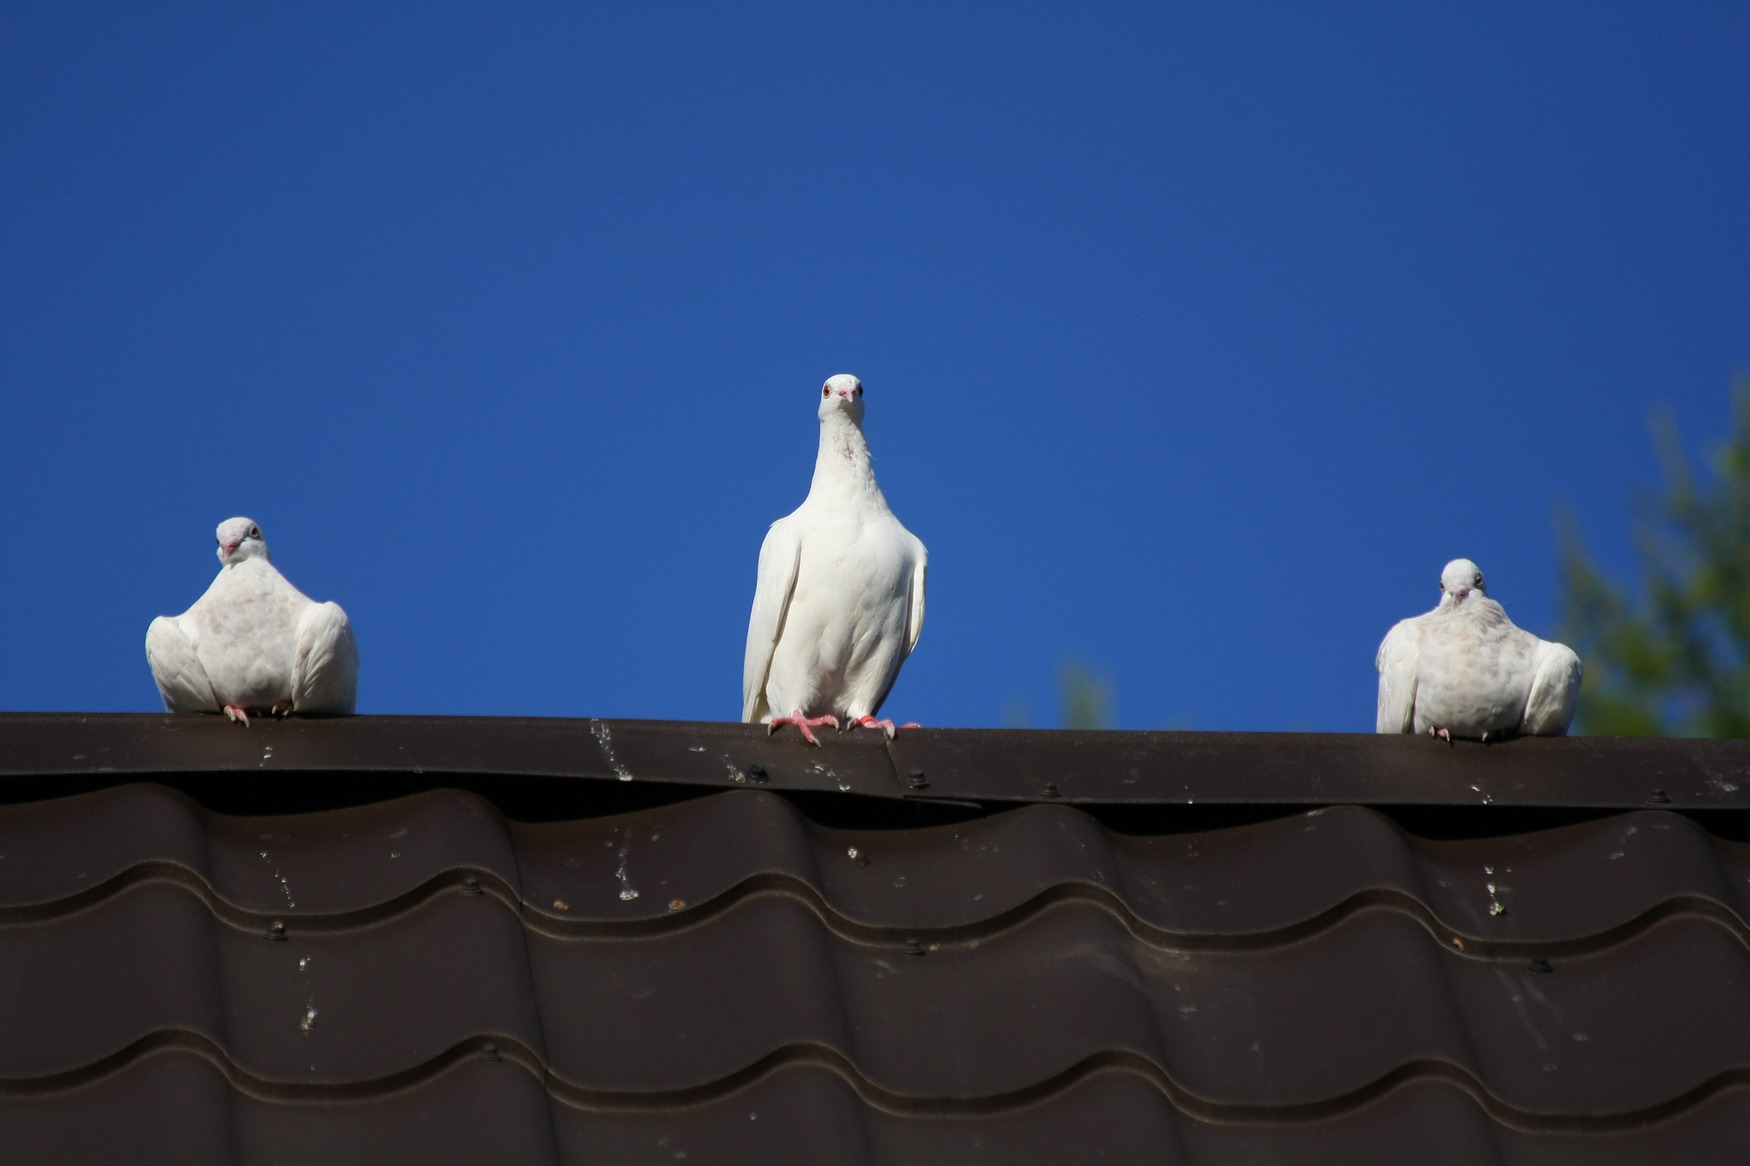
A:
[
  {"left": 1374, "top": 618, "right": 1421, "bottom": 734},
  {"left": 145, "top": 616, "right": 218, "bottom": 714},
  {"left": 742, "top": 522, "right": 800, "bottom": 723},
  {"left": 293, "top": 601, "right": 360, "bottom": 715},
  {"left": 1522, "top": 640, "right": 1583, "bottom": 736}
]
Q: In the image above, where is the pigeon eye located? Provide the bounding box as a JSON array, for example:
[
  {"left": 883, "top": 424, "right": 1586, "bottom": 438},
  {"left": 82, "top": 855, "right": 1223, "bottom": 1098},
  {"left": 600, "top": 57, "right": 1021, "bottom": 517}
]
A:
[
  {"left": 822, "top": 386, "right": 831, "bottom": 398},
  {"left": 853, "top": 386, "right": 862, "bottom": 397},
  {"left": 249, "top": 526, "right": 261, "bottom": 539}
]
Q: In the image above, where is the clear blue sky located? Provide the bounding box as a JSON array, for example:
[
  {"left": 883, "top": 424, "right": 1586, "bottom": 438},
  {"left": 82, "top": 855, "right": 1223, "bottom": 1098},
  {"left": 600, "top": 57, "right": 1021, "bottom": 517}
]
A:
[{"left": 2, "top": 3, "right": 1745, "bottom": 730}]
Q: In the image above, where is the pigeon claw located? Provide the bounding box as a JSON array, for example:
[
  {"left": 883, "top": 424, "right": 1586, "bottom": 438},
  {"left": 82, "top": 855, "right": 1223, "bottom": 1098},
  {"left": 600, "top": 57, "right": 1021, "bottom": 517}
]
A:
[
  {"left": 223, "top": 704, "right": 251, "bottom": 727},
  {"left": 854, "top": 715, "right": 899, "bottom": 739},
  {"left": 1428, "top": 726, "right": 1453, "bottom": 745},
  {"left": 853, "top": 716, "right": 921, "bottom": 739},
  {"left": 769, "top": 711, "right": 840, "bottom": 746}
]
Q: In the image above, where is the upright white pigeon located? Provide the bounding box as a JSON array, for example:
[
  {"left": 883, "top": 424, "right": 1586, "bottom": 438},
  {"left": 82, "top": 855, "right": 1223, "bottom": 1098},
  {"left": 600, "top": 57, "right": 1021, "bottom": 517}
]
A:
[
  {"left": 146, "top": 517, "right": 359, "bottom": 724},
  {"left": 1375, "top": 558, "right": 1581, "bottom": 740},
  {"left": 743, "top": 374, "right": 928, "bottom": 744}
]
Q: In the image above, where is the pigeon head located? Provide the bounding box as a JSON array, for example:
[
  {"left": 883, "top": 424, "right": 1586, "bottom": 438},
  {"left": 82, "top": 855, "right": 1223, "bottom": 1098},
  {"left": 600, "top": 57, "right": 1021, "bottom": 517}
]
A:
[
  {"left": 817, "top": 374, "right": 865, "bottom": 425},
  {"left": 215, "top": 517, "right": 269, "bottom": 566},
  {"left": 1438, "top": 558, "right": 1486, "bottom": 603}
]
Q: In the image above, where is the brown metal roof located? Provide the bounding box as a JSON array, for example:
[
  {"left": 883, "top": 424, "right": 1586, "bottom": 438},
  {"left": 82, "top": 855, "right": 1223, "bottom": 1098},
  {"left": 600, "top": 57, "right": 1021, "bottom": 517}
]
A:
[
  {"left": 8, "top": 713, "right": 1750, "bottom": 809},
  {"left": 3, "top": 714, "right": 1750, "bottom": 1163}
]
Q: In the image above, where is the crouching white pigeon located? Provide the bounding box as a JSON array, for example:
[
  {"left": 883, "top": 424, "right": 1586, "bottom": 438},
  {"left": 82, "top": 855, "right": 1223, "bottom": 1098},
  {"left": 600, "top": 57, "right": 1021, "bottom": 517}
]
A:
[
  {"left": 1375, "top": 558, "right": 1581, "bottom": 741},
  {"left": 743, "top": 374, "right": 927, "bottom": 744},
  {"left": 146, "top": 517, "right": 358, "bottom": 724}
]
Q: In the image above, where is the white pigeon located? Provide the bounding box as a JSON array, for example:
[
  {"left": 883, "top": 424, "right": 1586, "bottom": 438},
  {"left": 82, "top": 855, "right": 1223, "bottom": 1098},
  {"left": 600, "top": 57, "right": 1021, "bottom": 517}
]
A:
[
  {"left": 146, "top": 517, "right": 358, "bottom": 725},
  {"left": 743, "top": 374, "right": 928, "bottom": 744},
  {"left": 1375, "top": 558, "right": 1581, "bottom": 740}
]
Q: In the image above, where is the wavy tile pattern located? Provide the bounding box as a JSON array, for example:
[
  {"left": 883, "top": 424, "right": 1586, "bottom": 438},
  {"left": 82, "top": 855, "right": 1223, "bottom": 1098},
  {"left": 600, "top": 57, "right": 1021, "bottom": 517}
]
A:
[{"left": 3, "top": 776, "right": 1750, "bottom": 1162}]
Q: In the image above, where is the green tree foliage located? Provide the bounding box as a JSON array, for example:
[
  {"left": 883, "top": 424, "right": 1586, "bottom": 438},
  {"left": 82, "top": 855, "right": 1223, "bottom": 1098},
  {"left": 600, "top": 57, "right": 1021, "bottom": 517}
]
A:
[
  {"left": 1058, "top": 661, "right": 1114, "bottom": 731},
  {"left": 1004, "top": 659, "right": 1115, "bottom": 730},
  {"left": 1559, "top": 379, "right": 1750, "bottom": 737}
]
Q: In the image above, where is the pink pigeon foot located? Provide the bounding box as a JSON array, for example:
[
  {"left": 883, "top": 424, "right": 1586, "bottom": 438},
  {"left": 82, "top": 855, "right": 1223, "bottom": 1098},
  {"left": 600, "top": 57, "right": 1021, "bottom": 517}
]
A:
[
  {"left": 1429, "top": 726, "right": 1452, "bottom": 744},
  {"left": 769, "top": 710, "right": 840, "bottom": 746},
  {"left": 223, "top": 704, "right": 252, "bottom": 726},
  {"left": 852, "top": 716, "right": 922, "bottom": 740}
]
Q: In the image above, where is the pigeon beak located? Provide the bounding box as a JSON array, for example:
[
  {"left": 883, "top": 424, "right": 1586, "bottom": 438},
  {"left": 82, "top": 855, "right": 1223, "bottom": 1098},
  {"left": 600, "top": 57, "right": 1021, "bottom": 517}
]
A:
[{"left": 221, "top": 540, "right": 240, "bottom": 556}]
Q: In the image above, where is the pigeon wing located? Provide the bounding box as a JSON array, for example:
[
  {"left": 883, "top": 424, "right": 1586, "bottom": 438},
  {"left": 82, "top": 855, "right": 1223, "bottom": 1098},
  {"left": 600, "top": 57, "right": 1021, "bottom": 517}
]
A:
[
  {"left": 1521, "top": 639, "right": 1581, "bottom": 736},
  {"left": 1375, "top": 617, "right": 1421, "bottom": 734},
  {"left": 145, "top": 616, "right": 218, "bottom": 714},
  {"left": 903, "top": 539, "right": 927, "bottom": 656},
  {"left": 857, "top": 537, "right": 928, "bottom": 719},
  {"left": 742, "top": 519, "right": 801, "bottom": 723},
  {"left": 293, "top": 601, "right": 359, "bottom": 715}
]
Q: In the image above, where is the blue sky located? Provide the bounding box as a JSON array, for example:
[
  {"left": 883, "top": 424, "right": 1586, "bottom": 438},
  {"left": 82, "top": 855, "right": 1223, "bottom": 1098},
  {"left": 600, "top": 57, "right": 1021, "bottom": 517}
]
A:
[{"left": 2, "top": 3, "right": 1745, "bottom": 731}]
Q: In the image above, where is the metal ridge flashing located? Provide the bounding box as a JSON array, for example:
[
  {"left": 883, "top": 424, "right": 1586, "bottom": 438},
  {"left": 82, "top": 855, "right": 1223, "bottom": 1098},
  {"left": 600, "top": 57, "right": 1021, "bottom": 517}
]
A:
[{"left": 0, "top": 714, "right": 1748, "bottom": 810}]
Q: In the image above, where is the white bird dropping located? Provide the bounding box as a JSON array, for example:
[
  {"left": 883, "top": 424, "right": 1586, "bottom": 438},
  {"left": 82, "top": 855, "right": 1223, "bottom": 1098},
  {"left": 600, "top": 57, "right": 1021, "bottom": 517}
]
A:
[
  {"left": 743, "top": 374, "right": 928, "bottom": 744},
  {"left": 1375, "top": 558, "right": 1581, "bottom": 740},
  {"left": 146, "top": 517, "right": 359, "bottom": 724}
]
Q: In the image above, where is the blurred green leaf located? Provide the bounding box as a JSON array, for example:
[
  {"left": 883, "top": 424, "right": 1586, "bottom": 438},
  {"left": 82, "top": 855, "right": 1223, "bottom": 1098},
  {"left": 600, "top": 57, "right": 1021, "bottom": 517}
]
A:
[{"left": 1059, "top": 660, "right": 1114, "bottom": 731}]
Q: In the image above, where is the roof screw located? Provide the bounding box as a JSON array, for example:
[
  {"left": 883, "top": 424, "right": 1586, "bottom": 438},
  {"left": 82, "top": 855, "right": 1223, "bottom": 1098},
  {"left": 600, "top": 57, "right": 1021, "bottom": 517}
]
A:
[
  {"left": 746, "top": 763, "right": 769, "bottom": 785},
  {"left": 1648, "top": 789, "right": 1672, "bottom": 804},
  {"left": 461, "top": 876, "right": 483, "bottom": 896},
  {"left": 1040, "top": 783, "right": 1060, "bottom": 799},
  {"left": 906, "top": 769, "right": 929, "bottom": 790},
  {"left": 1529, "top": 956, "right": 1553, "bottom": 974},
  {"left": 481, "top": 1042, "right": 501, "bottom": 1062},
  {"left": 267, "top": 921, "right": 287, "bottom": 941},
  {"left": 902, "top": 937, "right": 925, "bottom": 956}
]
